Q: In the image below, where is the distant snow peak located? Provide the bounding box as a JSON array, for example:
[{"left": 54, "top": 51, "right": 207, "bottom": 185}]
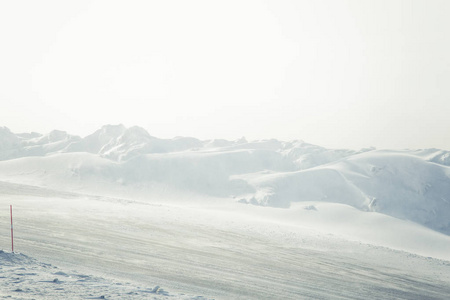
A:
[
  {"left": 99, "top": 124, "right": 126, "bottom": 136},
  {"left": 121, "top": 126, "right": 154, "bottom": 142},
  {"left": 47, "top": 130, "right": 69, "bottom": 141},
  {"left": 0, "top": 126, "right": 20, "bottom": 152},
  {"left": 0, "top": 126, "right": 13, "bottom": 136},
  {"left": 236, "top": 136, "right": 247, "bottom": 144}
]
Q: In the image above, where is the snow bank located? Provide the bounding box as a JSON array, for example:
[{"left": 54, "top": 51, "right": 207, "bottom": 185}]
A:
[{"left": 0, "top": 250, "right": 204, "bottom": 299}]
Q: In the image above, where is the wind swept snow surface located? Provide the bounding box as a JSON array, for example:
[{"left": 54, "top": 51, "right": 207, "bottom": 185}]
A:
[
  {"left": 1, "top": 190, "right": 450, "bottom": 300},
  {"left": 0, "top": 250, "right": 200, "bottom": 299},
  {"left": 1, "top": 125, "right": 450, "bottom": 299}
]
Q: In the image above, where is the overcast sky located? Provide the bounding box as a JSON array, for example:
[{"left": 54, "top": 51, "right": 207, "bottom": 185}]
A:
[{"left": 1, "top": 0, "right": 449, "bottom": 150}]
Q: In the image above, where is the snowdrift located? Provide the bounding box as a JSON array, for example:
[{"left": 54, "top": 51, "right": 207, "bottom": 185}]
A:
[
  {"left": 0, "top": 250, "right": 190, "bottom": 299},
  {"left": 1, "top": 125, "right": 450, "bottom": 235}
]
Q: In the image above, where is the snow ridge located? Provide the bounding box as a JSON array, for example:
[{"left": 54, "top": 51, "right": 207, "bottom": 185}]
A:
[{"left": 0, "top": 125, "right": 359, "bottom": 164}]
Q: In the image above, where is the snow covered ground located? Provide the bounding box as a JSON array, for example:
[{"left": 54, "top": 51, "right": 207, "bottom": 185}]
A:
[
  {"left": 0, "top": 249, "right": 187, "bottom": 299},
  {"left": 1, "top": 125, "right": 450, "bottom": 299}
]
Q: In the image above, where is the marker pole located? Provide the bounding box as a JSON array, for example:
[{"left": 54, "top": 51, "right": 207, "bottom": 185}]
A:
[{"left": 10, "top": 205, "right": 14, "bottom": 252}]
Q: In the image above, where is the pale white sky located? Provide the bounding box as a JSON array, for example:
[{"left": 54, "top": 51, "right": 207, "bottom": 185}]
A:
[{"left": 1, "top": 0, "right": 450, "bottom": 150}]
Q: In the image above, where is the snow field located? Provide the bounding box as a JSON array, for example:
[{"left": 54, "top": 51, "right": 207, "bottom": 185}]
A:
[
  {"left": 0, "top": 250, "right": 183, "bottom": 299},
  {"left": 1, "top": 125, "right": 450, "bottom": 299},
  {"left": 1, "top": 184, "right": 450, "bottom": 299}
]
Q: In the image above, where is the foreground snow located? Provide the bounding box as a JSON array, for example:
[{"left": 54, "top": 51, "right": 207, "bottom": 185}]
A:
[
  {"left": 1, "top": 183, "right": 450, "bottom": 299},
  {"left": 0, "top": 250, "right": 202, "bottom": 299}
]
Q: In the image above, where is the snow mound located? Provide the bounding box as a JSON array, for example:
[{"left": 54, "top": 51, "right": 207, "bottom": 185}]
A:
[
  {"left": 0, "top": 250, "right": 208, "bottom": 299},
  {"left": 0, "top": 250, "right": 35, "bottom": 265},
  {"left": 413, "top": 148, "right": 450, "bottom": 166},
  {"left": 239, "top": 150, "right": 450, "bottom": 234}
]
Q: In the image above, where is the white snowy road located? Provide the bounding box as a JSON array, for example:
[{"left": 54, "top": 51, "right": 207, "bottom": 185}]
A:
[{"left": 1, "top": 182, "right": 450, "bottom": 299}]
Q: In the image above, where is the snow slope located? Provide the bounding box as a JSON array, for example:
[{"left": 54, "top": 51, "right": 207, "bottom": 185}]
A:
[
  {"left": 1, "top": 183, "right": 450, "bottom": 299},
  {"left": 0, "top": 250, "right": 200, "bottom": 299},
  {"left": 239, "top": 150, "right": 450, "bottom": 234},
  {"left": 1, "top": 125, "right": 450, "bottom": 299},
  {"left": 0, "top": 125, "right": 449, "bottom": 234}
]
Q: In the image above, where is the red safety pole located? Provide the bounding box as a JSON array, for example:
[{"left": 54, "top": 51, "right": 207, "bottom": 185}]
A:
[{"left": 10, "top": 205, "right": 14, "bottom": 252}]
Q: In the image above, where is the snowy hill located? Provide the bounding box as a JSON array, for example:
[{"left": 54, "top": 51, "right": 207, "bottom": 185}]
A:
[
  {"left": 0, "top": 125, "right": 449, "bottom": 235},
  {"left": 238, "top": 150, "right": 450, "bottom": 234},
  {"left": 1, "top": 125, "right": 450, "bottom": 299}
]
